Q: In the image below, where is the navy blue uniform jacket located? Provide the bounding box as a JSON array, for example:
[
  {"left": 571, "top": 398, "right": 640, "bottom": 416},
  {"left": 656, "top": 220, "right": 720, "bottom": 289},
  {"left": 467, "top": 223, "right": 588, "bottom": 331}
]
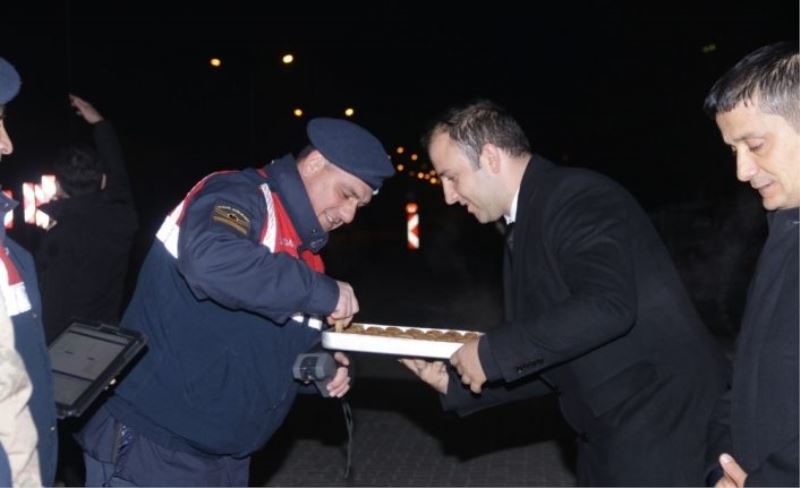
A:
[{"left": 99, "top": 156, "right": 339, "bottom": 457}]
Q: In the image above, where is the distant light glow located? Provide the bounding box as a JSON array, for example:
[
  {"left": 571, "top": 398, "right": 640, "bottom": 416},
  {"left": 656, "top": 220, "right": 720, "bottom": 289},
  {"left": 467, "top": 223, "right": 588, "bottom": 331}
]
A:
[
  {"left": 210, "top": 58, "right": 222, "bottom": 68},
  {"left": 702, "top": 44, "right": 717, "bottom": 54},
  {"left": 406, "top": 202, "right": 419, "bottom": 250},
  {"left": 22, "top": 175, "right": 57, "bottom": 229},
  {"left": 3, "top": 190, "right": 11, "bottom": 229},
  {"left": 41, "top": 175, "right": 57, "bottom": 201},
  {"left": 22, "top": 183, "right": 34, "bottom": 223},
  {"left": 344, "top": 107, "right": 355, "bottom": 117},
  {"left": 282, "top": 54, "right": 295, "bottom": 64},
  {"left": 396, "top": 146, "right": 405, "bottom": 154},
  {"left": 293, "top": 108, "right": 303, "bottom": 117},
  {"left": 35, "top": 209, "right": 51, "bottom": 229},
  {"left": 410, "top": 153, "right": 418, "bottom": 161},
  {"left": 396, "top": 164, "right": 405, "bottom": 172}
]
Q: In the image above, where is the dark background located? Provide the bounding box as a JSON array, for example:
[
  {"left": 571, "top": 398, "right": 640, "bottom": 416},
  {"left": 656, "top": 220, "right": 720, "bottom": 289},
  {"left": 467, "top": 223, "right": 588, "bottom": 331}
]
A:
[{"left": 1, "top": 0, "right": 797, "bottom": 338}]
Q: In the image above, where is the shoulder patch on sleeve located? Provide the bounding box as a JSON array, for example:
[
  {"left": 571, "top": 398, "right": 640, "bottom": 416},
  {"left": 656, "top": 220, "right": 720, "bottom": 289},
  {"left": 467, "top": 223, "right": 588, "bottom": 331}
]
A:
[{"left": 212, "top": 204, "right": 251, "bottom": 235}]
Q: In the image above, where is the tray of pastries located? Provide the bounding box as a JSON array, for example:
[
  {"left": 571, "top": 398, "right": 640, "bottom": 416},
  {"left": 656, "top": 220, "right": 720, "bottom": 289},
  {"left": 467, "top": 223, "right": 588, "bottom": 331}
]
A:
[{"left": 322, "top": 323, "right": 481, "bottom": 359}]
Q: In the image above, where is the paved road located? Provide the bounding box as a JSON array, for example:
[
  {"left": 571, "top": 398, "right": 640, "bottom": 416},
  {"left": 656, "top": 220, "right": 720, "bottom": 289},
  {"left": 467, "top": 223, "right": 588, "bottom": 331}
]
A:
[{"left": 252, "top": 354, "right": 577, "bottom": 487}]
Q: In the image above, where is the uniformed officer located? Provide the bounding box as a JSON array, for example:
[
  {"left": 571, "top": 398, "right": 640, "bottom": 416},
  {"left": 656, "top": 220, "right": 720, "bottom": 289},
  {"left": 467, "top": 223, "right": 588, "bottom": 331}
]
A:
[{"left": 78, "top": 117, "right": 394, "bottom": 486}]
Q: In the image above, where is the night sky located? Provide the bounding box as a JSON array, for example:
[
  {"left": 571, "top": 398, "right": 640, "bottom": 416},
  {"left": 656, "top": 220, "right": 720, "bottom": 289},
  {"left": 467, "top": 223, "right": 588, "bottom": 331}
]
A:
[{"left": 0, "top": 1, "right": 797, "bottom": 285}]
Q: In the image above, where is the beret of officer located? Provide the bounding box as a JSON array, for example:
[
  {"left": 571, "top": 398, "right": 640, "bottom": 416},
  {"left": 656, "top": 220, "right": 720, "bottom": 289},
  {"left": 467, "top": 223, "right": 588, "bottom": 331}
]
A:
[
  {"left": 307, "top": 117, "right": 394, "bottom": 191},
  {"left": 0, "top": 58, "right": 21, "bottom": 105}
]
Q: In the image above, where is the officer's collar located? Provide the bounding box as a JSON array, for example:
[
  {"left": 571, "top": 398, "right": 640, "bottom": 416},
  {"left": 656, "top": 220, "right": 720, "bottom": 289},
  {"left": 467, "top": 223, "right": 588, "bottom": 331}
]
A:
[
  {"left": 262, "top": 155, "right": 328, "bottom": 252},
  {"left": 768, "top": 206, "right": 800, "bottom": 228}
]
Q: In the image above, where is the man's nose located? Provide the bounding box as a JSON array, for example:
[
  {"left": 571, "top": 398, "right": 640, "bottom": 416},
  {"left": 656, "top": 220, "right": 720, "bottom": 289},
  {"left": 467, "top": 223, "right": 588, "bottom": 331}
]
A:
[
  {"left": 0, "top": 125, "right": 14, "bottom": 157},
  {"left": 736, "top": 153, "right": 757, "bottom": 182},
  {"left": 341, "top": 200, "right": 357, "bottom": 224},
  {"left": 442, "top": 181, "right": 458, "bottom": 205}
]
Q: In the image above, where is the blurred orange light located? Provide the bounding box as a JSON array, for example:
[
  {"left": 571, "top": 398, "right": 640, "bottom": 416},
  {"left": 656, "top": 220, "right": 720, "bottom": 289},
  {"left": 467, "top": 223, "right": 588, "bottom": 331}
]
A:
[
  {"left": 396, "top": 146, "right": 405, "bottom": 154},
  {"left": 293, "top": 108, "right": 303, "bottom": 117},
  {"left": 406, "top": 202, "right": 418, "bottom": 214},
  {"left": 210, "top": 58, "right": 222, "bottom": 68}
]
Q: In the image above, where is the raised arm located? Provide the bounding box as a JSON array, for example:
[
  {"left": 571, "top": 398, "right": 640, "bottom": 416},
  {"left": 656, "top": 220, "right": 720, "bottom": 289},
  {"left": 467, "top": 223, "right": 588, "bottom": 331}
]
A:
[{"left": 69, "top": 94, "right": 133, "bottom": 202}]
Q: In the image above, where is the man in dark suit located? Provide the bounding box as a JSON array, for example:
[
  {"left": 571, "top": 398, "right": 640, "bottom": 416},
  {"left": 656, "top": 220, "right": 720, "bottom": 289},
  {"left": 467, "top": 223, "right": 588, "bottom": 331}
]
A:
[
  {"left": 403, "top": 100, "right": 729, "bottom": 485},
  {"left": 703, "top": 42, "right": 799, "bottom": 488}
]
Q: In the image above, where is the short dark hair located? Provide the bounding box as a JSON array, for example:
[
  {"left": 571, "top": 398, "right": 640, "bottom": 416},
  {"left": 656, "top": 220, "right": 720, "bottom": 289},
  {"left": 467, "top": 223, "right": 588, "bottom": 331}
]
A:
[
  {"left": 704, "top": 41, "right": 799, "bottom": 128},
  {"left": 53, "top": 143, "right": 104, "bottom": 197},
  {"left": 422, "top": 99, "right": 531, "bottom": 169}
]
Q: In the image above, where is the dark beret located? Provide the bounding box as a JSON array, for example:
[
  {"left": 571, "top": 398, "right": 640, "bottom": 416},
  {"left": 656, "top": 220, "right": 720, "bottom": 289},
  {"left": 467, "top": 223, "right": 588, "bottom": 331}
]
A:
[
  {"left": 0, "top": 58, "right": 21, "bottom": 105},
  {"left": 307, "top": 117, "right": 394, "bottom": 191}
]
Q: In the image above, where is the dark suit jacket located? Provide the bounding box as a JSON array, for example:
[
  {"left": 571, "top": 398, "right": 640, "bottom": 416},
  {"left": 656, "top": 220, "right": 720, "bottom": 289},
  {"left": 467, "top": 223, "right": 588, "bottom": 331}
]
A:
[
  {"left": 707, "top": 208, "right": 799, "bottom": 487},
  {"left": 445, "top": 155, "right": 729, "bottom": 486}
]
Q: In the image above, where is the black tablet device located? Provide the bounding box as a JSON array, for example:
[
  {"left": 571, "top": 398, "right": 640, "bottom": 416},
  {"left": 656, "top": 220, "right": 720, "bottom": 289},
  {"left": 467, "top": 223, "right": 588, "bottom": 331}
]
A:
[{"left": 49, "top": 321, "right": 147, "bottom": 419}]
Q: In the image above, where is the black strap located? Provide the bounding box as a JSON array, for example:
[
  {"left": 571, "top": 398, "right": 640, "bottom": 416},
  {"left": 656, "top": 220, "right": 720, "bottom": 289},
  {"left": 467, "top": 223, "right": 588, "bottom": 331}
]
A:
[{"left": 341, "top": 398, "right": 354, "bottom": 479}]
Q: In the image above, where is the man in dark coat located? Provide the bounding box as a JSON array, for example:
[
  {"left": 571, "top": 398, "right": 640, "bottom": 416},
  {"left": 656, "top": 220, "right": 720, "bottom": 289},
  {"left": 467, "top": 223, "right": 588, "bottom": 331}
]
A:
[
  {"left": 703, "top": 41, "right": 799, "bottom": 488},
  {"left": 404, "top": 100, "right": 729, "bottom": 486},
  {"left": 37, "top": 94, "right": 138, "bottom": 344}
]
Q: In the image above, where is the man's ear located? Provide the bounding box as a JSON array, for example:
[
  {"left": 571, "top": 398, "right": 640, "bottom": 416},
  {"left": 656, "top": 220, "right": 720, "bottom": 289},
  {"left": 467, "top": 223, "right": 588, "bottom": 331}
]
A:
[
  {"left": 479, "top": 144, "right": 502, "bottom": 174},
  {"left": 298, "top": 150, "right": 327, "bottom": 177}
]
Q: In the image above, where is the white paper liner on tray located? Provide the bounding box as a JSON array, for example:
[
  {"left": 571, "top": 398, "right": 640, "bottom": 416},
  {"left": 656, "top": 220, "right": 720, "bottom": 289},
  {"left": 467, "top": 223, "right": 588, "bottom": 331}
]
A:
[{"left": 321, "top": 323, "right": 482, "bottom": 359}]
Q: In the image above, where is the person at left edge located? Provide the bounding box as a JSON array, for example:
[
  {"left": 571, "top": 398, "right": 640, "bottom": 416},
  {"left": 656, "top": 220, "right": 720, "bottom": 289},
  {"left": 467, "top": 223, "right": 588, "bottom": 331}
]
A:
[
  {"left": 0, "top": 56, "right": 58, "bottom": 487},
  {"left": 77, "top": 117, "right": 394, "bottom": 486}
]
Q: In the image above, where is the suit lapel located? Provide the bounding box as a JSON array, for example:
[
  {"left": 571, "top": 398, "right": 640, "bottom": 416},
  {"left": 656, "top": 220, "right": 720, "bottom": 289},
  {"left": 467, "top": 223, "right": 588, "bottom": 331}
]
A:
[{"left": 505, "top": 155, "right": 552, "bottom": 315}]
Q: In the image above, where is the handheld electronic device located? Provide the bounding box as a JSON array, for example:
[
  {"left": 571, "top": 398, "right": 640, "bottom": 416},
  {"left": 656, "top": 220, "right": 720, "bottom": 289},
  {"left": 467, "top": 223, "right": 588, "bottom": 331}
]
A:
[{"left": 49, "top": 321, "right": 147, "bottom": 418}]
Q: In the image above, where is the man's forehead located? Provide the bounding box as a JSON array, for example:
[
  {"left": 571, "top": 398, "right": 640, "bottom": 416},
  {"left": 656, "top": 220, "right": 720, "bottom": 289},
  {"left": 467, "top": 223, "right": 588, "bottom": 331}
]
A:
[
  {"left": 430, "top": 133, "right": 462, "bottom": 162},
  {"left": 722, "top": 102, "right": 794, "bottom": 143},
  {"left": 717, "top": 104, "right": 762, "bottom": 137}
]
